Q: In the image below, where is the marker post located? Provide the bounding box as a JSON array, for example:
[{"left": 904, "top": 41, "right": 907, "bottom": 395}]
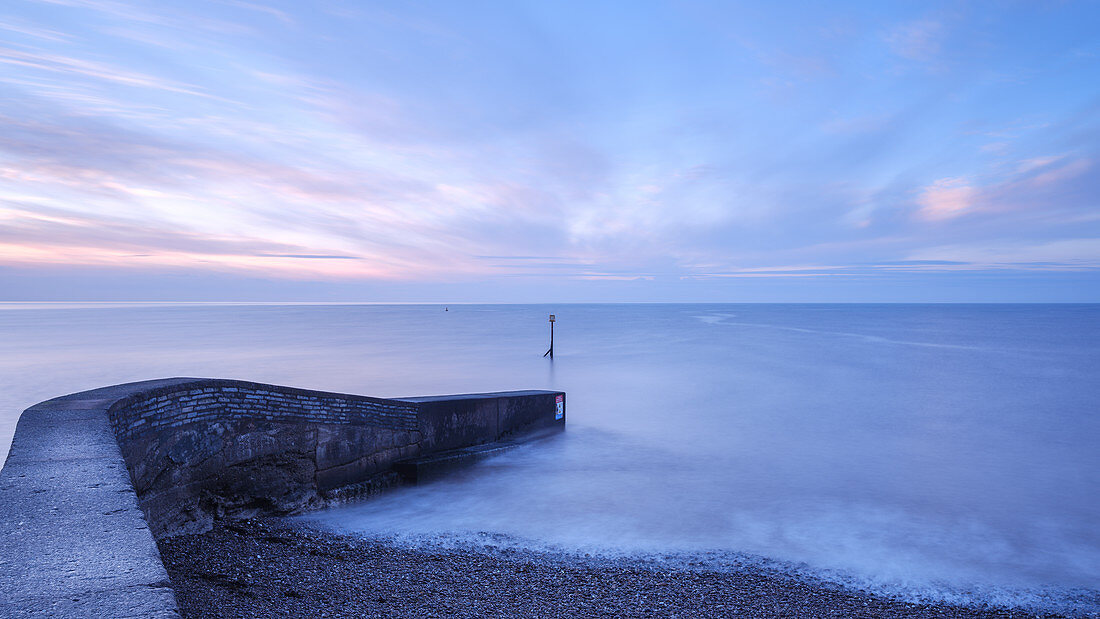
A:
[{"left": 544, "top": 314, "right": 555, "bottom": 358}]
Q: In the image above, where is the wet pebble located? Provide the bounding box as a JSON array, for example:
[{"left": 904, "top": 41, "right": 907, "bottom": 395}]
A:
[{"left": 157, "top": 518, "right": 1071, "bottom": 619}]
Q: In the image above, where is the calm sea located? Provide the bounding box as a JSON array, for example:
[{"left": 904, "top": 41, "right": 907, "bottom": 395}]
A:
[{"left": 2, "top": 303, "right": 1097, "bottom": 614}]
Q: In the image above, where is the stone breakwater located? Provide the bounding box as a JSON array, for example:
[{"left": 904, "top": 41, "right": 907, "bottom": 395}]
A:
[
  {"left": 0, "top": 378, "right": 564, "bottom": 618},
  {"left": 111, "top": 381, "right": 421, "bottom": 535}
]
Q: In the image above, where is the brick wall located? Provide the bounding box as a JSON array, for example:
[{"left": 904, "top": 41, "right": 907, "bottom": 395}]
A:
[
  {"left": 102, "top": 380, "right": 562, "bottom": 536},
  {"left": 108, "top": 380, "right": 419, "bottom": 441}
]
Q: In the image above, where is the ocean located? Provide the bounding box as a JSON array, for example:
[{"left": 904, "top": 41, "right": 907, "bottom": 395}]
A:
[{"left": 1, "top": 303, "right": 1097, "bottom": 614}]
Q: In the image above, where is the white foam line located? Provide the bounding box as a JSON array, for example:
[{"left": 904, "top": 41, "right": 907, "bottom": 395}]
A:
[{"left": 306, "top": 527, "right": 1100, "bottom": 617}]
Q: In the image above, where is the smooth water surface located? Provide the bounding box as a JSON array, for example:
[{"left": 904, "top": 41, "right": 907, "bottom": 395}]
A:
[{"left": 1, "top": 303, "right": 1097, "bottom": 613}]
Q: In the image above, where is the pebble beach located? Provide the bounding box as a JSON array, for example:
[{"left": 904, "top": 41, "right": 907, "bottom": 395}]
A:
[{"left": 157, "top": 518, "right": 1067, "bottom": 619}]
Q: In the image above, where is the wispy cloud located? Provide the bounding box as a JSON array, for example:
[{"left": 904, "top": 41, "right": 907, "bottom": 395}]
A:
[
  {"left": 28, "top": 0, "right": 254, "bottom": 36},
  {"left": 884, "top": 19, "right": 944, "bottom": 62},
  {"left": 0, "top": 202, "right": 420, "bottom": 278},
  {"left": 217, "top": 0, "right": 294, "bottom": 25},
  {"left": 0, "top": 46, "right": 226, "bottom": 100},
  {"left": 907, "top": 239, "right": 1100, "bottom": 269},
  {"left": 0, "top": 17, "right": 74, "bottom": 43}
]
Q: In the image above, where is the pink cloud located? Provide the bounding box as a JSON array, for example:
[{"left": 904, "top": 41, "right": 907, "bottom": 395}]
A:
[
  {"left": 916, "top": 177, "right": 977, "bottom": 221},
  {"left": 914, "top": 155, "right": 1091, "bottom": 223},
  {"left": 0, "top": 204, "right": 427, "bottom": 279}
]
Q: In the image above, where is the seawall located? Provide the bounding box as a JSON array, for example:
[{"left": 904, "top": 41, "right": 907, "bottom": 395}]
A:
[{"left": 0, "top": 378, "right": 565, "bottom": 618}]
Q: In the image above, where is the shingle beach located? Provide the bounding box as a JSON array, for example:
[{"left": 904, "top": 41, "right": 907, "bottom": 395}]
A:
[{"left": 158, "top": 518, "right": 1069, "bottom": 619}]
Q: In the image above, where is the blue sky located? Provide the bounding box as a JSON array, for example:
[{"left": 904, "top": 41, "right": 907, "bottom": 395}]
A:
[{"left": 0, "top": 0, "right": 1097, "bottom": 301}]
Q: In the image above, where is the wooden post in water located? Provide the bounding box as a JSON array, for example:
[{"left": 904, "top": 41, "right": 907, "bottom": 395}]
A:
[{"left": 544, "top": 314, "right": 555, "bottom": 358}]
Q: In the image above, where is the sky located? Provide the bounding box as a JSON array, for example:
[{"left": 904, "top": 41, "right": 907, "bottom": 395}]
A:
[{"left": 0, "top": 0, "right": 1097, "bottom": 302}]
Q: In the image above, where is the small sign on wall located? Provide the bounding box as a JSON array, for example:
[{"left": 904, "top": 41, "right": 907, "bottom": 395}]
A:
[{"left": 555, "top": 394, "right": 564, "bottom": 420}]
